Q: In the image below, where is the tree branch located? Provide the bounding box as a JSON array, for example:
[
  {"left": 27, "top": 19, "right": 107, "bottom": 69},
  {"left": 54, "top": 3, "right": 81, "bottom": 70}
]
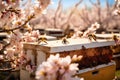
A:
[
  {"left": 61, "top": 0, "right": 83, "bottom": 28},
  {"left": 105, "top": 0, "right": 110, "bottom": 27},
  {"left": 89, "top": 0, "right": 97, "bottom": 6},
  {"left": 114, "top": 0, "right": 119, "bottom": 9},
  {"left": 53, "top": 0, "right": 62, "bottom": 28},
  {"left": 78, "top": 8, "right": 91, "bottom": 27},
  {"left": 0, "top": 14, "right": 35, "bottom": 32},
  {"left": 0, "top": 42, "right": 10, "bottom": 54}
]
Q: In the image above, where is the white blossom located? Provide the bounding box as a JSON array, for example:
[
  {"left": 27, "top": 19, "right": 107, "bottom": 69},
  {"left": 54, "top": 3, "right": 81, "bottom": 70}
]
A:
[
  {"left": 36, "top": 54, "right": 83, "bottom": 80},
  {"left": 83, "top": 22, "right": 100, "bottom": 37}
]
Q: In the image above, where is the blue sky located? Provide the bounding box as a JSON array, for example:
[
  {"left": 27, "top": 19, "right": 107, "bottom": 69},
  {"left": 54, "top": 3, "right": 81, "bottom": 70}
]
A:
[{"left": 49, "top": 0, "right": 115, "bottom": 9}]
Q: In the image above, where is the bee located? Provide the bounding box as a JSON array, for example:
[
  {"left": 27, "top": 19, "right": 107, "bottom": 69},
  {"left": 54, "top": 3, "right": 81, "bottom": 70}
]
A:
[
  {"left": 62, "top": 35, "right": 69, "bottom": 44},
  {"left": 88, "top": 34, "right": 97, "bottom": 41},
  {"left": 38, "top": 36, "right": 47, "bottom": 44},
  {"left": 113, "top": 35, "right": 120, "bottom": 45}
]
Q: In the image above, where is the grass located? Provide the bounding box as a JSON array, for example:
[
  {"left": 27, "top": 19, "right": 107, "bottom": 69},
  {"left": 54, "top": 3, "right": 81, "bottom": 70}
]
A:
[{"left": 116, "top": 70, "right": 120, "bottom": 77}]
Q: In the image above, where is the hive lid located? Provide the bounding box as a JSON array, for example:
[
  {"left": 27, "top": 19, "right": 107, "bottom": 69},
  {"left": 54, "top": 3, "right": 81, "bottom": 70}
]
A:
[
  {"left": 24, "top": 38, "right": 115, "bottom": 53},
  {"left": 96, "top": 34, "right": 120, "bottom": 39},
  {"left": 39, "top": 35, "right": 57, "bottom": 41},
  {"left": 45, "top": 28, "right": 64, "bottom": 37}
]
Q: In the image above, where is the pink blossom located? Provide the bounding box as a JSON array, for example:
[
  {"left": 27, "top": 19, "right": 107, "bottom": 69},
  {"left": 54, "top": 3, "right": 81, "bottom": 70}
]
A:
[
  {"left": 59, "top": 56, "right": 71, "bottom": 67},
  {"left": 5, "top": 48, "right": 15, "bottom": 59},
  {"left": 0, "top": 55, "right": 4, "bottom": 60},
  {"left": 113, "top": 9, "right": 120, "bottom": 16},
  {"left": 36, "top": 54, "right": 83, "bottom": 80},
  {"left": 31, "top": 30, "right": 40, "bottom": 38},
  {"left": 83, "top": 22, "right": 100, "bottom": 37}
]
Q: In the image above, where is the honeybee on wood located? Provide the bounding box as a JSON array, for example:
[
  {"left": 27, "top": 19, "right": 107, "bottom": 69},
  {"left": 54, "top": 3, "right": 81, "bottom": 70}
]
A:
[
  {"left": 113, "top": 35, "right": 120, "bottom": 45},
  {"left": 62, "top": 35, "right": 69, "bottom": 44},
  {"left": 38, "top": 36, "right": 47, "bottom": 44},
  {"left": 88, "top": 34, "right": 97, "bottom": 41}
]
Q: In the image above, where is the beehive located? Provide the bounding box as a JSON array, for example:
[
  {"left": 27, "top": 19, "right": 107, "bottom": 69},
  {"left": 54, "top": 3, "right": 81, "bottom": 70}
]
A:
[
  {"left": 23, "top": 38, "right": 115, "bottom": 66},
  {"left": 21, "top": 35, "right": 117, "bottom": 80},
  {"left": 76, "top": 61, "right": 116, "bottom": 80},
  {"left": 112, "top": 45, "right": 120, "bottom": 69},
  {"left": 96, "top": 34, "right": 120, "bottom": 69},
  {"left": 45, "top": 28, "right": 64, "bottom": 38}
]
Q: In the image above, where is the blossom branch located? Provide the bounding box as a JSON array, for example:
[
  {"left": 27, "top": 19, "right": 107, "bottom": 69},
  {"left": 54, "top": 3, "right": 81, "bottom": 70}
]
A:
[
  {"left": 62, "top": 0, "right": 83, "bottom": 32},
  {"left": 0, "top": 43, "right": 10, "bottom": 54},
  {"left": 1, "top": 7, "right": 20, "bottom": 15},
  {"left": 53, "top": 0, "right": 62, "bottom": 28},
  {"left": 0, "top": 14, "right": 35, "bottom": 32},
  {"left": 114, "top": 0, "right": 119, "bottom": 8},
  {"left": 78, "top": 6, "right": 92, "bottom": 27},
  {"left": 89, "top": 0, "right": 97, "bottom": 6}
]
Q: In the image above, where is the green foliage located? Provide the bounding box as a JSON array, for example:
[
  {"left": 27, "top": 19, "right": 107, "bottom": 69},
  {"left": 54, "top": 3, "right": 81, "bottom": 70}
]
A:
[{"left": 116, "top": 70, "right": 120, "bottom": 78}]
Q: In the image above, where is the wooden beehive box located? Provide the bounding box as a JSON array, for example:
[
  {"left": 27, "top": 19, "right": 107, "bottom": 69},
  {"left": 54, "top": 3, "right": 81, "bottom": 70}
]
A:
[
  {"left": 22, "top": 38, "right": 116, "bottom": 80},
  {"left": 76, "top": 61, "right": 116, "bottom": 80},
  {"left": 34, "top": 28, "right": 45, "bottom": 35},
  {"left": 111, "top": 45, "right": 120, "bottom": 69},
  {"left": 96, "top": 34, "right": 120, "bottom": 69},
  {"left": 23, "top": 38, "right": 115, "bottom": 66},
  {"left": 45, "top": 28, "right": 64, "bottom": 38}
]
